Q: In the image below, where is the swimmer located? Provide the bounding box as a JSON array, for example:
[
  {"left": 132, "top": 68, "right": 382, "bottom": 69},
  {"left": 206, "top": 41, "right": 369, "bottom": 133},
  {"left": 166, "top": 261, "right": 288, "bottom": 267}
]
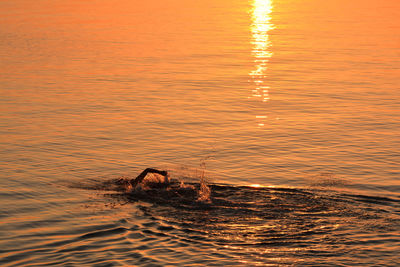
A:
[
  {"left": 113, "top": 168, "right": 211, "bottom": 205},
  {"left": 129, "top": 168, "right": 169, "bottom": 189}
]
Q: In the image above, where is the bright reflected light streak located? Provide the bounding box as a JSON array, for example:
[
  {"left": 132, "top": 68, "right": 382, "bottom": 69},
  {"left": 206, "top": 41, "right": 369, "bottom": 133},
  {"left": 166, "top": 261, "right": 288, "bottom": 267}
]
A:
[{"left": 250, "top": 0, "right": 274, "bottom": 126}]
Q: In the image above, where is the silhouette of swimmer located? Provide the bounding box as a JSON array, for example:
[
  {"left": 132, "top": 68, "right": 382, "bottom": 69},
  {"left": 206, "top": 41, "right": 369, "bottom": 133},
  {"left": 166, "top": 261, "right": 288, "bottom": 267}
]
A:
[
  {"left": 130, "top": 168, "right": 170, "bottom": 189},
  {"left": 122, "top": 168, "right": 211, "bottom": 204}
]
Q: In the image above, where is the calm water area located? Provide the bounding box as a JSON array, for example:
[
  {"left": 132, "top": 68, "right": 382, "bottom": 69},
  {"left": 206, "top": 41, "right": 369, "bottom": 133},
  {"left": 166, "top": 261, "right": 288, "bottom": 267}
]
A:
[{"left": 1, "top": 0, "right": 399, "bottom": 266}]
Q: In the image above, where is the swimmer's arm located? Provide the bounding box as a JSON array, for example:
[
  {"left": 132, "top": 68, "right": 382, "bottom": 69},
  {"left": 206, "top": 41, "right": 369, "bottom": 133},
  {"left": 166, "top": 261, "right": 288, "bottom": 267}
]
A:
[{"left": 130, "top": 168, "right": 169, "bottom": 188}]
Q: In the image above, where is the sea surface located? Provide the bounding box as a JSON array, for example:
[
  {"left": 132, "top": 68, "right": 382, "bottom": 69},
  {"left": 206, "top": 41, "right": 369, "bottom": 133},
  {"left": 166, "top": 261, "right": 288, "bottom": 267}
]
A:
[{"left": 1, "top": 0, "right": 399, "bottom": 266}]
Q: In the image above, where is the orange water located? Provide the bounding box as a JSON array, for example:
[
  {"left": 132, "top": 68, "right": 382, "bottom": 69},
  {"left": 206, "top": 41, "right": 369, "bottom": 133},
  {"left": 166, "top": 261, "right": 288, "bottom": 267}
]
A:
[{"left": 1, "top": 0, "right": 399, "bottom": 265}]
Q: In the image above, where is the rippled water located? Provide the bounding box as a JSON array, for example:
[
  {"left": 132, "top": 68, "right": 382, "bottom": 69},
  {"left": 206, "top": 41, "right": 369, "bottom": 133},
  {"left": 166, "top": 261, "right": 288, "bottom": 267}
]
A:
[{"left": 1, "top": 0, "right": 399, "bottom": 266}]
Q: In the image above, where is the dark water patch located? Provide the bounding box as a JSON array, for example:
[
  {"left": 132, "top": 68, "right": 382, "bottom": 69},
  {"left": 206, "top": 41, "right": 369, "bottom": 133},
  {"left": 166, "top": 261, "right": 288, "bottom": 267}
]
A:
[
  {"left": 2, "top": 177, "right": 398, "bottom": 266},
  {"left": 157, "top": 225, "right": 175, "bottom": 231},
  {"left": 70, "top": 177, "right": 400, "bottom": 261},
  {"left": 341, "top": 193, "right": 400, "bottom": 206},
  {"left": 90, "top": 179, "right": 399, "bottom": 265},
  {"left": 79, "top": 227, "right": 128, "bottom": 240}
]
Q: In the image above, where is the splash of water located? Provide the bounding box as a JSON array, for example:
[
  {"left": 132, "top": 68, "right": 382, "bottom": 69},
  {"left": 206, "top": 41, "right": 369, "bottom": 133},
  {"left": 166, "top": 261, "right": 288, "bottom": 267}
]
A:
[
  {"left": 197, "top": 161, "right": 211, "bottom": 203},
  {"left": 197, "top": 177, "right": 211, "bottom": 203}
]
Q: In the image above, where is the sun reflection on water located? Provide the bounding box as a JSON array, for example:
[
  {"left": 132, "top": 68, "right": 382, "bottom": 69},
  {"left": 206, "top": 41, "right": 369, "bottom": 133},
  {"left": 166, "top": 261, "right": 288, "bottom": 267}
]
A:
[{"left": 249, "top": 0, "right": 274, "bottom": 126}]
